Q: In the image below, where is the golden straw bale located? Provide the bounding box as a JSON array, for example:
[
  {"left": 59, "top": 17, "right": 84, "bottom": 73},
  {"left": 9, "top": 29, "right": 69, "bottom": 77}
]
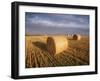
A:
[
  {"left": 73, "top": 34, "right": 81, "bottom": 40},
  {"left": 47, "top": 36, "right": 68, "bottom": 54}
]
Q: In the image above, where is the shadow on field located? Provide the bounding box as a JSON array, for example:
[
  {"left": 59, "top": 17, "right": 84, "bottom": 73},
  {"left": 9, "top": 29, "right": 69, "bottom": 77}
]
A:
[
  {"left": 68, "top": 38, "right": 73, "bottom": 40},
  {"left": 33, "top": 42, "right": 47, "bottom": 51},
  {"left": 66, "top": 37, "right": 73, "bottom": 40}
]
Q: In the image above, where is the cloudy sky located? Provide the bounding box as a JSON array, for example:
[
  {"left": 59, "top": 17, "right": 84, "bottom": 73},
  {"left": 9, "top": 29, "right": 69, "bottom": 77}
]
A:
[{"left": 25, "top": 12, "right": 89, "bottom": 35}]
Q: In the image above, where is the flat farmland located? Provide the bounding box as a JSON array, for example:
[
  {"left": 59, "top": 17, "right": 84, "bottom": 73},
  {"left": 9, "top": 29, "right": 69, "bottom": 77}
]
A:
[{"left": 25, "top": 35, "right": 89, "bottom": 68}]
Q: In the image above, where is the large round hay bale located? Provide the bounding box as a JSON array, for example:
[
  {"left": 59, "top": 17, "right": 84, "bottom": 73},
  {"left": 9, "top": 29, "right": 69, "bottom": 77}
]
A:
[
  {"left": 47, "top": 36, "right": 68, "bottom": 54},
  {"left": 73, "top": 34, "right": 81, "bottom": 40}
]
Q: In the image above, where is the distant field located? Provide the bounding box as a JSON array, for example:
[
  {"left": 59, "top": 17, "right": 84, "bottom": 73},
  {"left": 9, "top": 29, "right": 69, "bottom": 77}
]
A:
[{"left": 25, "top": 35, "right": 89, "bottom": 68}]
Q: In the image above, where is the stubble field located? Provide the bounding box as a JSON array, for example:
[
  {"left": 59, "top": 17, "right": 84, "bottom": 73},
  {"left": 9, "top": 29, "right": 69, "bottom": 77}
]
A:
[{"left": 25, "top": 35, "right": 89, "bottom": 68}]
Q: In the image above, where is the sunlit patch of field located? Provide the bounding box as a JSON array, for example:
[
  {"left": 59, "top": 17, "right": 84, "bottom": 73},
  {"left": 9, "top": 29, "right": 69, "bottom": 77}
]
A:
[{"left": 25, "top": 35, "right": 89, "bottom": 68}]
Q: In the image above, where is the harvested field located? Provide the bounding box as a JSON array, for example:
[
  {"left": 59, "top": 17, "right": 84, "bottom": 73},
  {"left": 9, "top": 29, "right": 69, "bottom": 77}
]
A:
[{"left": 25, "top": 35, "right": 89, "bottom": 68}]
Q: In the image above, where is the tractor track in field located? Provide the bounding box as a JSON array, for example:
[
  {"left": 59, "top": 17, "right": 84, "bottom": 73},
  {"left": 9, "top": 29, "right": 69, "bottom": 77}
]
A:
[
  {"left": 63, "top": 51, "right": 88, "bottom": 65},
  {"left": 67, "top": 47, "right": 89, "bottom": 63}
]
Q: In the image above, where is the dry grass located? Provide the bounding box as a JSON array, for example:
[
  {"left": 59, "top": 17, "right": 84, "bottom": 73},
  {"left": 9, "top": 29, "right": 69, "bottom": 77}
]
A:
[{"left": 25, "top": 35, "right": 89, "bottom": 68}]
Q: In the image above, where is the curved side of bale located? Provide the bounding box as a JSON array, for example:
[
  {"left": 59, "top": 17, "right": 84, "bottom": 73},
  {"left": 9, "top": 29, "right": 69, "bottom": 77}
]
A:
[
  {"left": 47, "top": 36, "right": 68, "bottom": 55},
  {"left": 73, "top": 34, "right": 81, "bottom": 40}
]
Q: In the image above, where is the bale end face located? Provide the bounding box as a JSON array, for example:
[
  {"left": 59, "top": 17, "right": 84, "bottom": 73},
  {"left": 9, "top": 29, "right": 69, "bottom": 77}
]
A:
[
  {"left": 47, "top": 37, "right": 56, "bottom": 54},
  {"left": 73, "top": 34, "right": 81, "bottom": 40}
]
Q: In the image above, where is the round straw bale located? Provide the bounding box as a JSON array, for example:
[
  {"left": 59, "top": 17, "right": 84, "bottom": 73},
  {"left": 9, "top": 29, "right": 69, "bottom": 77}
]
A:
[
  {"left": 47, "top": 36, "right": 68, "bottom": 54},
  {"left": 73, "top": 34, "right": 81, "bottom": 40}
]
